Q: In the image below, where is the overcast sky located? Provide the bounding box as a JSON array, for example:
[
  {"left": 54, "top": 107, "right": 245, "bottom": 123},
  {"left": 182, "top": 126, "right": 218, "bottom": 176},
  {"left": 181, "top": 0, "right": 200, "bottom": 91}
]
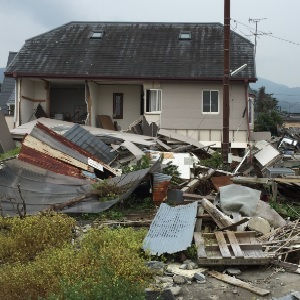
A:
[{"left": 1, "top": 0, "right": 300, "bottom": 88}]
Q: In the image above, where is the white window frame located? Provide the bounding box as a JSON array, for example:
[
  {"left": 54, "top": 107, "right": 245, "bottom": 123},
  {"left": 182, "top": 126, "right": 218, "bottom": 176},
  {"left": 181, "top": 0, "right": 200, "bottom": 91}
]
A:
[
  {"left": 202, "top": 90, "right": 219, "bottom": 114},
  {"left": 145, "top": 89, "right": 162, "bottom": 114}
]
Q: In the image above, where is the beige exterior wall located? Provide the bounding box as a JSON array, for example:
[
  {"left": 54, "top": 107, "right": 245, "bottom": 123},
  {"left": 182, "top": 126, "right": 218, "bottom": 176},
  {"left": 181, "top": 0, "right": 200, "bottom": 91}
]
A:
[
  {"left": 14, "top": 78, "right": 251, "bottom": 148},
  {"left": 96, "top": 84, "right": 142, "bottom": 129},
  {"left": 160, "top": 82, "right": 249, "bottom": 147},
  {"left": 18, "top": 79, "right": 48, "bottom": 126}
]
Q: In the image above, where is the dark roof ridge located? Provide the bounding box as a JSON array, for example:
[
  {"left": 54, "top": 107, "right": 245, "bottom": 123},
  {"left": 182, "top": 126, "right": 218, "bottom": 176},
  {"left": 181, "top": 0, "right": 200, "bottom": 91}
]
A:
[{"left": 65, "top": 21, "right": 223, "bottom": 26}]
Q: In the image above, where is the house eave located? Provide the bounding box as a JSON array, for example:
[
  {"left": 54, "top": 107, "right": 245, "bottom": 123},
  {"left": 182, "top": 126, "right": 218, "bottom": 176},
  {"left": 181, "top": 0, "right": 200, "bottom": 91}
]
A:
[{"left": 4, "top": 72, "right": 257, "bottom": 83}]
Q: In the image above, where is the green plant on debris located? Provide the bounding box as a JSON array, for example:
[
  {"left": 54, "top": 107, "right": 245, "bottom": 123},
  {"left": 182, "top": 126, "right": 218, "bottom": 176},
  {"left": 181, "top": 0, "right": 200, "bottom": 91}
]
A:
[
  {"left": 92, "top": 180, "right": 126, "bottom": 202},
  {"left": 201, "top": 151, "right": 223, "bottom": 169},
  {"left": 161, "top": 161, "right": 183, "bottom": 186},
  {"left": 121, "top": 154, "right": 151, "bottom": 174},
  {"left": 0, "top": 147, "right": 21, "bottom": 161},
  {"left": 269, "top": 198, "right": 300, "bottom": 219}
]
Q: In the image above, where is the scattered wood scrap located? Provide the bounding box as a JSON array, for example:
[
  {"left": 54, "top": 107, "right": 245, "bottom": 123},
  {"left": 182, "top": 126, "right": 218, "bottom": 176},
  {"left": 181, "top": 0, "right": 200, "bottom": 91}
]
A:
[
  {"left": 258, "top": 220, "right": 300, "bottom": 259},
  {"left": 207, "top": 270, "right": 270, "bottom": 296},
  {"left": 271, "top": 260, "right": 300, "bottom": 274}
]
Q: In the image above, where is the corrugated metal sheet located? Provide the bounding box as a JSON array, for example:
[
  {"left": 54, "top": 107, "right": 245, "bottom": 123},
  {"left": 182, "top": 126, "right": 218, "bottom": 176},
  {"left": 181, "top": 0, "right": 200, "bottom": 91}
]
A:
[
  {"left": 143, "top": 202, "right": 198, "bottom": 255},
  {"left": 0, "top": 159, "right": 92, "bottom": 216},
  {"left": 63, "top": 167, "right": 152, "bottom": 213},
  {"left": 63, "top": 123, "right": 117, "bottom": 164},
  {"left": 0, "top": 160, "right": 156, "bottom": 216}
]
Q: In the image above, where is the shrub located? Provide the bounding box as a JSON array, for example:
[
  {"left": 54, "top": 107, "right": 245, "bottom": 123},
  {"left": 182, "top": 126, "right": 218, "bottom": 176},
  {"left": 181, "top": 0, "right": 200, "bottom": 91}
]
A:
[
  {"left": 0, "top": 212, "right": 76, "bottom": 263},
  {"left": 79, "top": 227, "right": 152, "bottom": 283},
  {"left": 0, "top": 225, "right": 152, "bottom": 300},
  {"left": 45, "top": 267, "right": 146, "bottom": 300},
  {"left": 0, "top": 245, "right": 76, "bottom": 300}
]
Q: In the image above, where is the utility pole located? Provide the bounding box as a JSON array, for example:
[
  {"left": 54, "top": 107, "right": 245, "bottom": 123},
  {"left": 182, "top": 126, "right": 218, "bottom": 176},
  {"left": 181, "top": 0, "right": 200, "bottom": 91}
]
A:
[
  {"left": 248, "top": 18, "right": 267, "bottom": 55},
  {"left": 222, "top": 0, "right": 230, "bottom": 163}
]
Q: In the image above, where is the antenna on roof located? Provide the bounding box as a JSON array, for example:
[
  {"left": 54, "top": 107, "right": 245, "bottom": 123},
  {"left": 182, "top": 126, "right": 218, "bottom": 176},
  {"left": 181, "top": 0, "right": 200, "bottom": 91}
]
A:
[{"left": 248, "top": 18, "right": 268, "bottom": 55}]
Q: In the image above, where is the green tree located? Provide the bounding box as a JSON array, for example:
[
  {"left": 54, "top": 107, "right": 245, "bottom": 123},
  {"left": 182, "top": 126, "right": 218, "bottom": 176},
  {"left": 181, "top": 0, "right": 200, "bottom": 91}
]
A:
[{"left": 254, "top": 86, "right": 283, "bottom": 135}]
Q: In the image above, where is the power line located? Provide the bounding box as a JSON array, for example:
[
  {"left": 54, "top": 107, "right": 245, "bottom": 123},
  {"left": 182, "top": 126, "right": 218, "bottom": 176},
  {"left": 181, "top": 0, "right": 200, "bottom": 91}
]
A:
[
  {"left": 232, "top": 18, "right": 300, "bottom": 48},
  {"left": 248, "top": 18, "right": 268, "bottom": 55},
  {"left": 273, "top": 93, "right": 300, "bottom": 97}
]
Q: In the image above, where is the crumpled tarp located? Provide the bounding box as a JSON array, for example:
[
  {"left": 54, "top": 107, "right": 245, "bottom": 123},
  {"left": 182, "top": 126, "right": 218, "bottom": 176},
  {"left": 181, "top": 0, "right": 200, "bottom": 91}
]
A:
[{"left": 217, "top": 184, "right": 261, "bottom": 217}]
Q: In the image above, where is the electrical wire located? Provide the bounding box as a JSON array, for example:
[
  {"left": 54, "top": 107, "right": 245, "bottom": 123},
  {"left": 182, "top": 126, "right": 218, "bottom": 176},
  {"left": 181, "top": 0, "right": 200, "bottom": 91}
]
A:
[{"left": 231, "top": 18, "right": 300, "bottom": 46}]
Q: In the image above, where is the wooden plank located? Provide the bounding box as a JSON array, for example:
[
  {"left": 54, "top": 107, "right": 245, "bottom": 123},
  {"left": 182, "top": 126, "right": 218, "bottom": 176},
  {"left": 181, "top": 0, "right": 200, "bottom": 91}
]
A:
[
  {"left": 194, "top": 205, "right": 204, "bottom": 232},
  {"left": 226, "top": 231, "right": 244, "bottom": 258},
  {"left": 215, "top": 232, "right": 231, "bottom": 258},
  {"left": 207, "top": 271, "right": 270, "bottom": 296},
  {"left": 183, "top": 193, "right": 215, "bottom": 201},
  {"left": 181, "top": 179, "right": 200, "bottom": 193},
  {"left": 218, "top": 217, "right": 250, "bottom": 231},
  {"left": 22, "top": 95, "right": 46, "bottom": 102},
  {"left": 198, "top": 257, "right": 271, "bottom": 266},
  {"left": 193, "top": 232, "right": 207, "bottom": 258},
  {"left": 97, "top": 115, "right": 116, "bottom": 131}
]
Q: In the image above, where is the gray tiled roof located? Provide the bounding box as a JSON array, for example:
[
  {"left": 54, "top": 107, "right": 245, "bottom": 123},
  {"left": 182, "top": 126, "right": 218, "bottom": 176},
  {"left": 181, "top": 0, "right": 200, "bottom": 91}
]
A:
[
  {"left": 0, "top": 52, "right": 17, "bottom": 113},
  {"left": 5, "top": 22, "right": 256, "bottom": 81}
]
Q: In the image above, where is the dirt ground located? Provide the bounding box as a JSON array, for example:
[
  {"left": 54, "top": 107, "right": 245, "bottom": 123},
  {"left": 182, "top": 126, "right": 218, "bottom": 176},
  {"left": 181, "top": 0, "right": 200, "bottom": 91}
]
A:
[{"left": 178, "top": 265, "right": 299, "bottom": 300}]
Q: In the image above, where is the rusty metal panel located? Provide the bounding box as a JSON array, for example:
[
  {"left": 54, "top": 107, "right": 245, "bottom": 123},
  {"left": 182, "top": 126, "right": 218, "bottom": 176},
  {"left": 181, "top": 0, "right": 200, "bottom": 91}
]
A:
[
  {"left": 63, "top": 123, "right": 117, "bottom": 164},
  {"left": 211, "top": 176, "right": 233, "bottom": 191},
  {"left": 143, "top": 202, "right": 198, "bottom": 255},
  {"left": 18, "top": 145, "right": 83, "bottom": 178},
  {"left": 152, "top": 172, "right": 172, "bottom": 205},
  {"left": 22, "top": 134, "right": 91, "bottom": 171}
]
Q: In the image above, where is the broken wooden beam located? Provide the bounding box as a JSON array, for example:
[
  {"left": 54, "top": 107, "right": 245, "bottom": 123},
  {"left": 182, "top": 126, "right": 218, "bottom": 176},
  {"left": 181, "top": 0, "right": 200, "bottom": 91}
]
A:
[
  {"left": 183, "top": 193, "right": 215, "bottom": 202},
  {"left": 201, "top": 198, "right": 233, "bottom": 229},
  {"left": 207, "top": 270, "right": 270, "bottom": 296},
  {"left": 181, "top": 179, "right": 200, "bottom": 193}
]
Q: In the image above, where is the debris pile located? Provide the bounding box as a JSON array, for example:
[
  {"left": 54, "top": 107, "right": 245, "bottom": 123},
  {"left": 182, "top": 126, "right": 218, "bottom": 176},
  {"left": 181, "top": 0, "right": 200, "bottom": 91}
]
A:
[{"left": 1, "top": 116, "right": 300, "bottom": 298}]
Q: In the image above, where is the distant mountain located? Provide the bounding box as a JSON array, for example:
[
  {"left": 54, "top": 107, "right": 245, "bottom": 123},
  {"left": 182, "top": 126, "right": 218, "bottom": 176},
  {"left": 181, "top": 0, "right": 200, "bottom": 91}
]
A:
[
  {"left": 0, "top": 67, "right": 5, "bottom": 83},
  {"left": 250, "top": 78, "right": 300, "bottom": 113}
]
